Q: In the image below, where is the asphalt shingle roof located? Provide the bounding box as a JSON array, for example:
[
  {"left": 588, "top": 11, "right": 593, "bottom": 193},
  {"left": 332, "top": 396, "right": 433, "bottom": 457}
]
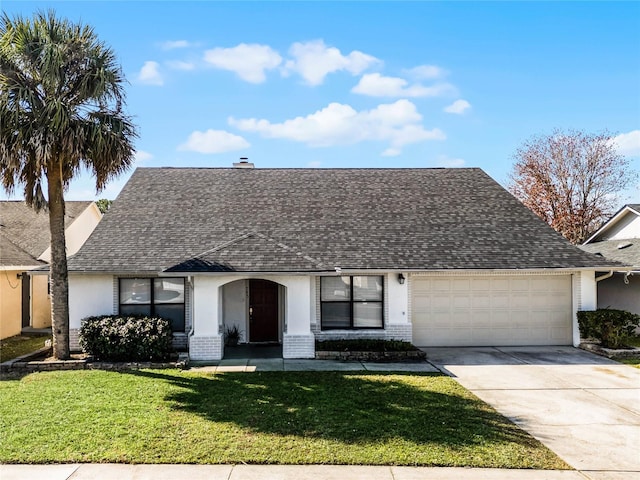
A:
[
  {"left": 0, "top": 201, "right": 92, "bottom": 267},
  {"left": 580, "top": 240, "right": 639, "bottom": 269},
  {"left": 67, "top": 167, "right": 618, "bottom": 273},
  {"left": 579, "top": 203, "right": 640, "bottom": 269}
]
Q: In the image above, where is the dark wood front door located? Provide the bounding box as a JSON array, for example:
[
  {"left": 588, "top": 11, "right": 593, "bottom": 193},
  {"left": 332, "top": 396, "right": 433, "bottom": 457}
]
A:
[
  {"left": 21, "top": 274, "right": 30, "bottom": 328},
  {"left": 249, "top": 279, "right": 279, "bottom": 343}
]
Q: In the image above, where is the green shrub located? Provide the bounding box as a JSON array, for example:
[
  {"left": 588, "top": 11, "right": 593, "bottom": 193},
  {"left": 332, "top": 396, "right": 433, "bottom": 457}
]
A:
[
  {"left": 315, "top": 339, "right": 418, "bottom": 352},
  {"left": 79, "top": 315, "right": 174, "bottom": 361},
  {"left": 577, "top": 309, "right": 640, "bottom": 349}
]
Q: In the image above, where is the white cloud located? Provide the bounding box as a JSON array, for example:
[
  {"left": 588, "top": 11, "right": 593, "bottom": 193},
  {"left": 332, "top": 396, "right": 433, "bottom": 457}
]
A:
[
  {"left": 381, "top": 148, "right": 402, "bottom": 157},
  {"left": 229, "top": 99, "right": 444, "bottom": 156},
  {"left": 137, "top": 61, "right": 163, "bottom": 86},
  {"left": 352, "top": 73, "right": 455, "bottom": 98},
  {"left": 166, "top": 60, "right": 195, "bottom": 71},
  {"left": 134, "top": 150, "right": 153, "bottom": 163},
  {"left": 307, "top": 161, "right": 322, "bottom": 168},
  {"left": 444, "top": 99, "right": 471, "bottom": 114},
  {"left": 434, "top": 155, "right": 466, "bottom": 168},
  {"left": 405, "top": 65, "right": 448, "bottom": 80},
  {"left": 612, "top": 130, "right": 640, "bottom": 156},
  {"left": 178, "top": 130, "right": 250, "bottom": 154},
  {"left": 283, "top": 40, "right": 380, "bottom": 86},
  {"left": 203, "top": 43, "right": 282, "bottom": 83},
  {"left": 161, "top": 40, "right": 193, "bottom": 50}
]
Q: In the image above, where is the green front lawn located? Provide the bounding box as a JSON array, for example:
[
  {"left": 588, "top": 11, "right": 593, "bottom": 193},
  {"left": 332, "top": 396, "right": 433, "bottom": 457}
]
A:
[
  {"left": 0, "top": 370, "right": 567, "bottom": 468},
  {"left": 0, "top": 335, "right": 50, "bottom": 363}
]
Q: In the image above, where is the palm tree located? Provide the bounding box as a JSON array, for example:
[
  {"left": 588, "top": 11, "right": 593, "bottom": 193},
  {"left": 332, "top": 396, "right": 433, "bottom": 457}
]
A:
[{"left": 0, "top": 10, "right": 137, "bottom": 359}]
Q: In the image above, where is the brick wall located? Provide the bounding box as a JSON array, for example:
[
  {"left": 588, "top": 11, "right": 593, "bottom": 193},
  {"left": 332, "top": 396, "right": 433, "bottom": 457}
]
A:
[
  {"left": 313, "top": 324, "right": 412, "bottom": 343},
  {"left": 189, "top": 335, "right": 223, "bottom": 361},
  {"left": 282, "top": 334, "right": 315, "bottom": 358},
  {"left": 70, "top": 328, "right": 80, "bottom": 351}
]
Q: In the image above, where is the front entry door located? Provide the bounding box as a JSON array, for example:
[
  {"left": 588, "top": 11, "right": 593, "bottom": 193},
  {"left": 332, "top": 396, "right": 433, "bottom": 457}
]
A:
[{"left": 249, "top": 280, "right": 279, "bottom": 342}]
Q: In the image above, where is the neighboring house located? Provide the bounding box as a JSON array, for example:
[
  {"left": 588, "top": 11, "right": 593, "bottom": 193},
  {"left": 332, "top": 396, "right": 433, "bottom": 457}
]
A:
[
  {"left": 65, "top": 164, "right": 618, "bottom": 360},
  {"left": 0, "top": 201, "right": 102, "bottom": 339},
  {"left": 580, "top": 204, "right": 640, "bottom": 316}
]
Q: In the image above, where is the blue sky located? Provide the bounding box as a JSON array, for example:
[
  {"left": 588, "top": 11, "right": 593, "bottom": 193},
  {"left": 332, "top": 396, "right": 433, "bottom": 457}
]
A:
[{"left": 2, "top": 0, "right": 639, "bottom": 201}]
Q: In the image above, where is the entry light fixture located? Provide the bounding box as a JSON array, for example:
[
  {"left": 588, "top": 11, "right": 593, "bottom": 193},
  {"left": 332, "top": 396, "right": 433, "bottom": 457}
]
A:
[{"left": 398, "top": 273, "right": 405, "bottom": 285}]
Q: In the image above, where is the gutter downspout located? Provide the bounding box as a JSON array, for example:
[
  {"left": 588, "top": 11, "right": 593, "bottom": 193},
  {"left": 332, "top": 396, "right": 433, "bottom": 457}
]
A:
[
  {"left": 595, "top": 271, "right": 613, "bottom": 282},
  {"left": 187, "top": 276, "right": 195, "bottom": 337}
]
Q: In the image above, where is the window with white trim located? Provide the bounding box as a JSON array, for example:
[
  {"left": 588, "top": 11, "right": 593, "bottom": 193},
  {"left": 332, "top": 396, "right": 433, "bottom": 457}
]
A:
[
  {"left": 320, "top": 276, "right": 384, "bottom": 330},
  {"left": 119, "top": 278, "right": 185, "bottom": 332}
]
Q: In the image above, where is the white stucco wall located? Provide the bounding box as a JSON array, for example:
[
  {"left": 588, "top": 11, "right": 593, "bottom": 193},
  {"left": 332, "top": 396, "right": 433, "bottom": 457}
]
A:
[
  {"left": 68, "top": 274, "right": 114, "bottom": 351},
  {"left": 222, "top": 280, "right": 248, "bottom": 342},
  {"left": 575, "top": 270, "right": 598, "bottom": 346},
  {"left": 68, "top": 274, "right": 114, "bottom": 329},
  {"left": 193, "top": 275, "right": 311, "bottom": 336},
  {"left": 387, "top": 272, "right": 409, "bottom": 326}
]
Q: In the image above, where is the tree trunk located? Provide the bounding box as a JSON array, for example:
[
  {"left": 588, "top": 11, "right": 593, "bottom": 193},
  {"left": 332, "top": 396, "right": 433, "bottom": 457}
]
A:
[{"left": 48, "top": 160, "right": 70, "bottom": 360}]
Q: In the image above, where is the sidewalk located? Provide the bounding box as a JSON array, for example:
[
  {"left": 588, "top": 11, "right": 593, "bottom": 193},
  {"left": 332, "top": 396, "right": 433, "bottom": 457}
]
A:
[
  {"left": 190, "top": 358, "right": 441, "bottom": 372},
  {"left": 0, "top": 464, "right": 590, "bottom": 480}
]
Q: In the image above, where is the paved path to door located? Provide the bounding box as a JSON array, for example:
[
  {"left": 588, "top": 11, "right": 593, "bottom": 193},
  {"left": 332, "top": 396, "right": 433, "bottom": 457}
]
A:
[{"left": 425, "top": 346, "right": 640, "bottom": 480}]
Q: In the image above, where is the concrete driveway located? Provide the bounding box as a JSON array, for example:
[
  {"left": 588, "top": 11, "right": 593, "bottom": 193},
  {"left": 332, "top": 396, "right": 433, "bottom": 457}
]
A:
[{"left": 425, "top": 346, "right": 640, "bottom": 480}]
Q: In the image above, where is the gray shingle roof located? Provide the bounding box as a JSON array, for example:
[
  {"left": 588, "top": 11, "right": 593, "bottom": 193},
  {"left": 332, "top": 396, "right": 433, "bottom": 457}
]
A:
[
  {"left": 67, "top": 167, "right": 618, "bottom": 273},
  {"left": 0, "top": 201, "right": 92, "bottom": 267},
  {"left": 580, "top": 239, "right": 639, "bottom": 269}
]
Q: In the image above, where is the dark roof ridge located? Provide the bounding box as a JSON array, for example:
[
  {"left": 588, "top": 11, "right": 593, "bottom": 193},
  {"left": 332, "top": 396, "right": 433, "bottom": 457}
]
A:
[
  {"left": 137, "top": 166, "right": 481, "bottom": 171},
  {"left": 187, "top": 231, "right": 326, "bottom": 269}
]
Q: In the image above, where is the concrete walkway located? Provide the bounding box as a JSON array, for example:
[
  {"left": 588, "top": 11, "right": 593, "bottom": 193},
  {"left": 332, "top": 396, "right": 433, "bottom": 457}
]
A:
[
  {"left": 0, "top": 464, "right": 587, "bottom": 480},
  {"left": 190, "top": 357, "right": 441, "bottom": 372},
  {"left": 425, "top": 346, "right": 640, "bottom": 480}
]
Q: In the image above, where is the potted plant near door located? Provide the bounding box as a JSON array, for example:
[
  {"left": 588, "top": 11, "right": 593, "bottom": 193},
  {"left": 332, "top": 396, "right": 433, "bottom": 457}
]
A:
[{"left": 224, "top": 325, "right": 243, "bottom": 346}]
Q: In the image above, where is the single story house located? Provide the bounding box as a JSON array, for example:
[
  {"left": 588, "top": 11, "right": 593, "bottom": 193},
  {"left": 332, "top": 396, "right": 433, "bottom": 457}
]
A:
[
  {"left": 0, "top": 201, "right": 102, "bottom": 339},
  {"left": 63, "top": 164, "right": 619, "bottom": 360},
  {"left": 580, "top": 204, "right": 639, "bottom": 316}
]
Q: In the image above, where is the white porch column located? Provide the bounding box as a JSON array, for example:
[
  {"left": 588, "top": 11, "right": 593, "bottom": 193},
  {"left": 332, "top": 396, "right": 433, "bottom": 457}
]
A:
[
  {"left": 274, "top": 275, "right": 315, "bottom": 359},
  {"left": 190, "top": 276, "right": 224, "bottom": 361}
]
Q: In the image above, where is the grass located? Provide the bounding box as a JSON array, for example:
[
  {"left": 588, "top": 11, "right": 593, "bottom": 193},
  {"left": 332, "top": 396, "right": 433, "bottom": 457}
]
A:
[
  {"left": 0, "top": 335, "right": 50, "bottom": 363},
  {"left": 620, "top": 358, "right": 640, "bottom": 367},
  {"left": 617, "top": 336, "right": 640, "bottom": 368},
  {"left": 623, "top": 335, "right": 640, "bottom": 347},
  {"left": 0, "top": 369, "right": 567, "bottom": 468}
]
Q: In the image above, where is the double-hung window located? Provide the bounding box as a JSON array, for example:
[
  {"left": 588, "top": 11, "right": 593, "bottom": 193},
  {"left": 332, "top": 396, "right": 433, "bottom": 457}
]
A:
[
  {"left": 119, "top": 278, "right": 185, "bottom": 332},
  {"left": 320, "top": 275, "right": 383, "bottom": 329}
]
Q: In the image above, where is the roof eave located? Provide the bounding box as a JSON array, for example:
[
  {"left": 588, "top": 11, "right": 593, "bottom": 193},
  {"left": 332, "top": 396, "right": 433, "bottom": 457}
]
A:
[{"left": 583, "top": 205, "right": 639, "bottom": 245}]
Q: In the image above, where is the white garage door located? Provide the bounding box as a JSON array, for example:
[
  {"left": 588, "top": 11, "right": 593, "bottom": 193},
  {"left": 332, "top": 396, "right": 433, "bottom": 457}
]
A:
[{"left": 412, "top": 275, "right": 573, "bottom": 347}]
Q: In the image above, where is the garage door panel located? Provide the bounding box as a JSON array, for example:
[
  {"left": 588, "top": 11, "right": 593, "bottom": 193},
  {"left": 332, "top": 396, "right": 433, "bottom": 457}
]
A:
[
  {"left": 491, "top": 294, "right": 510, "bottom": 309},
  {"left": 432, "top": 279, "right": 451, "bottom": 291},
  {"left": 491, "top": 311, "right": 511, "bottom": 327},
  {"left": 452, "top": 295, "right": 471, "bottom": 308},
  {"left": 472, "top": 294, "right": 490, "bottom": 308},
  {"left": 412, "top": 275, "right": 572, "bottom": 347}
]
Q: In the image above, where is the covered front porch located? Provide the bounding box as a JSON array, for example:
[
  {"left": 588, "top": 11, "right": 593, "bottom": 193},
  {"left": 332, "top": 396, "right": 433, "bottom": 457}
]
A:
[{"left": 188, "top": 274, "right": 315, "bottom": 361}]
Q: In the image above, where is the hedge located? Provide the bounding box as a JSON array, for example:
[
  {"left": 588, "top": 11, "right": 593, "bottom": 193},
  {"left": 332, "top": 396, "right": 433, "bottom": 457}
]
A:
[
  {"left": 577, "top": 309, "right": 640, "bottom": 349},
  {"left": 79, "top": 315, "right": 173, "bottom": 361},
  {"left": 315, "top": 339, "right": 418, "bottom": 352}
]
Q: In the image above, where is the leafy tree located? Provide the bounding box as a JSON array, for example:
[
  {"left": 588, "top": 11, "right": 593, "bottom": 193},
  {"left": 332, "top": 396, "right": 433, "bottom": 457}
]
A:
[
  {"left": 0, "top": 11, "right": 137, "bottom": 358},
  {"left": 95, "top": 198, "right": 113, "bottom": 214},
  {"left": 508, "top": 129, "right": 636, "bottom": 245}
]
